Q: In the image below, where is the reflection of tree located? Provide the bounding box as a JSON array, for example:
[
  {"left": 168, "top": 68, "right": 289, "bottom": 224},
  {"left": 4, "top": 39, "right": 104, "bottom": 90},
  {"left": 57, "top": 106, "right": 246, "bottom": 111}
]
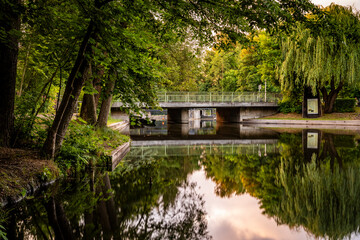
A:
[
  {"left": 4, "top": 155, "right": 211, "bottom": 239},
  {"left": 109, "top": 156, "right": 210, "bottom": 239},
  {"left": 201, "top": 146, "right": 282, "bottom": 212},
  {"left": 202, "top": 132, "right": 360, "bottom": 239},
  {"left": 315, "top": 133, "right": 356, "bottom": 171},
  {"left": 274, "top": 157, "right": 360, "bottom": 240},
  {"left": 202, "top": 154, "right": 245, "bottom": 197}
]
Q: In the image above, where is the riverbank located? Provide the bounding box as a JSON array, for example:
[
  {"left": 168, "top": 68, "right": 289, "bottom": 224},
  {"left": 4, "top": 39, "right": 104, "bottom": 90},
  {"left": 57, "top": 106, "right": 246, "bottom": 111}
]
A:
[
  {"left": 0, "top": 121, "right": 131, "bottom": 207},
  {"left": 0, "top": 148, "right": 59, "bottom": 207},
  {"left": 259, "top": 111, "right": 360, "bottom": 120},
  {"left": 243, "top": 111, "right": 360, "bottom": 127}
]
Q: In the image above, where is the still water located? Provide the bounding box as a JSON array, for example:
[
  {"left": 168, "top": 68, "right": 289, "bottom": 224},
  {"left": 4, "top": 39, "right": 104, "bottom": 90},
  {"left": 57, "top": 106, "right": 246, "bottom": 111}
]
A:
[{"left": 4, "top": 121, "right": 360, "bottom": 240}]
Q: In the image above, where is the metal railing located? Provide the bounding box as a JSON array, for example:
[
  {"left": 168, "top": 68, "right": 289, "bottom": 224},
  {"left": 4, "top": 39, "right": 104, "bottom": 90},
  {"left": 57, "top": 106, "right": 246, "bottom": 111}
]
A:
[{"left": 157, "top": 92, "right": 281, "bottom": 103}]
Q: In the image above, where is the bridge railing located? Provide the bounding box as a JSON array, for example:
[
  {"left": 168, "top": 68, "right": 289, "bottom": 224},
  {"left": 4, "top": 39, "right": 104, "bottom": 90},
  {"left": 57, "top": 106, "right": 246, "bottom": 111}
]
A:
[{"left": 157, "top": 92, "right": 281, "bottom": 103}]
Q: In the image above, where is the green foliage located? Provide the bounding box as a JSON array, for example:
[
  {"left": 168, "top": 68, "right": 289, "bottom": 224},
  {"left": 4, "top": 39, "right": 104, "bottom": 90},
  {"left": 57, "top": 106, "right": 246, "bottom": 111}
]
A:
[
  {"left": 159, "top": 41, "right": 203, "bottom": 91},
  {"left": 0, "top": 225, "right": 7, "bottom": 240},
  {"left": 279, "top": 4, "right": 360, "bottom": 112},
  {"left": 333, "top": 98, "right": 356, "bottom": 112},
  {"left": 56, "top": 121, "right": 129, "bottom": 173},
  {"left": 0, "top": 208, "right": 8, "bottom": 240},
  {"left": 199, "top": 32, "right": 281, "bottom": 93},
  {"left": 278, "top": 99, "right": 302, "bottom": 113}
]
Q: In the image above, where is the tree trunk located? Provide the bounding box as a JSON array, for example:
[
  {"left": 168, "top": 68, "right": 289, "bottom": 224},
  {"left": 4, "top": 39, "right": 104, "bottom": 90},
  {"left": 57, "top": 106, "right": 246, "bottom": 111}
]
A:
[
  {"left": 321, "top": 78, "right": 344, "bottom": 113},
  {"left": 42, "top": 21, "right": 95, "bottom": 158},
  {"left": 96, "top": 77, "right": 116, "bottom": 128},
  {"left": 0, "top": 0, "right": 20, "bottom": 147},
  {"left": 80, "top": 93, "right": 97, "bottom": 124},
  {"left": 80, "top": 63, "right": 98, "bottom": 124},
  {"left": 45, "top": 197, "right": 75, "bottom": 240}
]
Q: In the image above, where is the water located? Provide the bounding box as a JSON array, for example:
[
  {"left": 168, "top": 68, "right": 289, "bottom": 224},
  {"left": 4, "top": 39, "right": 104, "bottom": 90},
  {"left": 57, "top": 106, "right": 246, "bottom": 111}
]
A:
[{"left": 3, "top": 120, "right": 360, "bottom": 240}]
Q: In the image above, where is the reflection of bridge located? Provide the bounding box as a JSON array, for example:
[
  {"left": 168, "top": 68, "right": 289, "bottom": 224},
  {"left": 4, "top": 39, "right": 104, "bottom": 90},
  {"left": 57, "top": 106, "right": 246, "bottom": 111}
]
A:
[
  {"left": 126, "top": 141, "right": 278, "bottom": 159},
  {"left": 112, "top": 92, "right": 280, "bottom": 123},
  {"left": 131, "top": 139, "right": 278, "bottom": 146}
]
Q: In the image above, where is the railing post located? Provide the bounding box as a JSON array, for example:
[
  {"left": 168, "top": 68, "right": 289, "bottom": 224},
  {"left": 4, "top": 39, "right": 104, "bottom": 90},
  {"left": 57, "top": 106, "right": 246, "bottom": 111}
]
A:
[
  {"left": 165, "top": 92, "right": 167, "bottom": 102},
  {"left": 187, "top": 92, "right": 190, "bottom": 102},
  {"left": 210, "top": 92, "right": 212, "bottom": 102},
  {"left": 232, "top": 92, "right": 234, "bottom": 102}
]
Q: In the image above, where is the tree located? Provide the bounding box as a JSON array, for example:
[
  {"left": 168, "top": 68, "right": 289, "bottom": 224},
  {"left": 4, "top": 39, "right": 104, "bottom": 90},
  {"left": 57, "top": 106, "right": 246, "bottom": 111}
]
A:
[
  {"left": 0, "top": 0, "right": 21, "bottom": 147},
  {"left": 159, "top": 41, "right": 203, "bottom": 92},
  {"left": 0, "top": 0, "right": 315, "bottom": 156},
  {"left": 279, "top": 4, "right": 360, "bottom": 113}
]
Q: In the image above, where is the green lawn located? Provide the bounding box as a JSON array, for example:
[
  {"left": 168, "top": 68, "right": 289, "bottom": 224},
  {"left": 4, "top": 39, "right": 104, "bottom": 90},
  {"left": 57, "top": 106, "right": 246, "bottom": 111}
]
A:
[
  {"left": 107, "top": 116, "right": 123, "bottom": 125},
  {"left": 262, "top": 107, "right": 360, "bottom": 120}
]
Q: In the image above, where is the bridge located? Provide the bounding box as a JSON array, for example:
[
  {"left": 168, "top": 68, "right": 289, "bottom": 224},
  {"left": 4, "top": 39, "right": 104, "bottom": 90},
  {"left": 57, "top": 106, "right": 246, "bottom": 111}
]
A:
[{"left": 112, "top": 92, "right": 281, "bottom": 123}]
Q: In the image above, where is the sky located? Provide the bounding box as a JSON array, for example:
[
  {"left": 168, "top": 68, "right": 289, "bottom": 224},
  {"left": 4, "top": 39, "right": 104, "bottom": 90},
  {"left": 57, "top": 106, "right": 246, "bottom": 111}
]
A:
[{"left": 311, "top": 0, "right": 360, "bottom": 10}]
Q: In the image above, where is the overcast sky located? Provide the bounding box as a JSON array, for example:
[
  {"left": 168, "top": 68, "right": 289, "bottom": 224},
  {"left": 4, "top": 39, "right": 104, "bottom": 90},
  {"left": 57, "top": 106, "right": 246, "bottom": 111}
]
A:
[{"left": 311, "top": 0, "right": 360, "bottom": 10}]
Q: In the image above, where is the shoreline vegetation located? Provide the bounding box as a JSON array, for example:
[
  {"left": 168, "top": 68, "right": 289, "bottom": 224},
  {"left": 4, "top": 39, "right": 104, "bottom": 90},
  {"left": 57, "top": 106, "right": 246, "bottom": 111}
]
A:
[{"left": 0, "top": 118, "right": 129, "bottom": 207}]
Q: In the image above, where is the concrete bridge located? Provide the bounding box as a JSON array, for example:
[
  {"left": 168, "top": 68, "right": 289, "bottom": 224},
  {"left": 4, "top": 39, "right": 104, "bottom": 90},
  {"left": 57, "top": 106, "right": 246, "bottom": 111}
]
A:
[{"left": 112, "top": 92, "right": 280, "bottom": 123}]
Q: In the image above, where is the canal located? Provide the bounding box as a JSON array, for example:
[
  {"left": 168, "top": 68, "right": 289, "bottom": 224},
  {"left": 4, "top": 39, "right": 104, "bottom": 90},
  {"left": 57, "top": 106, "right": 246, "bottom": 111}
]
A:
[{"left": 4, "top": 120, "right": 360, "bottom": 239}]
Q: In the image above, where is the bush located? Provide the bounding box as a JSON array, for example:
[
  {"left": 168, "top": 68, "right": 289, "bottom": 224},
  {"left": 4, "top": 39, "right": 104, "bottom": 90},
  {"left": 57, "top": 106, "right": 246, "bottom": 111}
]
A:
[
  {"left": 279, "top": 100, "right": 302, "bottom": 114},
  {"left": 333, "top": 98, "right": 356, "bottom": 112},
  {"left": 56, "top": 120, "right": 130, "bottom": 174}
]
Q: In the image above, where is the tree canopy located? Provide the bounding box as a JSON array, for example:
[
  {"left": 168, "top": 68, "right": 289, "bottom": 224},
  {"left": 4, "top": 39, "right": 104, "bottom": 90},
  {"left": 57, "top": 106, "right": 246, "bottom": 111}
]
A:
[{"left": 279, "top": 4, "right": 360, "bottom": 113}]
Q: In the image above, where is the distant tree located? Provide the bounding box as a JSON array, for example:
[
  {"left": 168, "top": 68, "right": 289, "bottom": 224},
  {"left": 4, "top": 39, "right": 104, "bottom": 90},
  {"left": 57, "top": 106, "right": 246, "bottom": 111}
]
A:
[{"left": 159, "top": 40, "right": 203, "bottom": 92}]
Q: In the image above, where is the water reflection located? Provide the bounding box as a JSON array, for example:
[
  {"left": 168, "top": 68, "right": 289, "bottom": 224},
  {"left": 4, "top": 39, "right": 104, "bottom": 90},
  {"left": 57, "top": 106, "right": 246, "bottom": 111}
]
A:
[
  {"left": 4, "top": 124, "right": 360, "bottom": 240},
  {"left": 5, "top": 159, "right": 210, "bottom": 240}
]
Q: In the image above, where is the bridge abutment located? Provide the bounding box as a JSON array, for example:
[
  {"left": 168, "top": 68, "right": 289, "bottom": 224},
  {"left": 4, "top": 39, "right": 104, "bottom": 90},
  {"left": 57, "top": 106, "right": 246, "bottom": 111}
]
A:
[
  {"left": 216, "top": 107, "right": 278, "bottom": 122},
  {"left": 167, "top": 108, "right": 190, "bottom": 123},
  {"left": 216, "top": 107, "right": 241, "bottom": 123}
]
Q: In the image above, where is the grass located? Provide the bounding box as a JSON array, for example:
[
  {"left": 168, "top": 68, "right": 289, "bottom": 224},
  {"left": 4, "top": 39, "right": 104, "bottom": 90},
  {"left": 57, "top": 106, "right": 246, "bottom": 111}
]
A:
[
  {"left": 107, "top": 116, "right": 123, "bottom": 125},
  {"left": 261, "top": 107, "right": 360, "bottom": 120}
]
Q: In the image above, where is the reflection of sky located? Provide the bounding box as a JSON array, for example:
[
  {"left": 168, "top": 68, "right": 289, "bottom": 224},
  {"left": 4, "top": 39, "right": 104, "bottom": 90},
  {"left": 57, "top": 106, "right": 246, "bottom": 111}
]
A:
[{"left": 189, "top": 170, "right": 310, "bottom": 240}]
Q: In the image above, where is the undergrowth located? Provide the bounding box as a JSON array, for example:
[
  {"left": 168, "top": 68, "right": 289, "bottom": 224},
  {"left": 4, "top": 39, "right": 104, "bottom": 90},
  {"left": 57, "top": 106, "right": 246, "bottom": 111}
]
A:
[{"left": 56, "top": 120, "right": 129, "bottom": 174}]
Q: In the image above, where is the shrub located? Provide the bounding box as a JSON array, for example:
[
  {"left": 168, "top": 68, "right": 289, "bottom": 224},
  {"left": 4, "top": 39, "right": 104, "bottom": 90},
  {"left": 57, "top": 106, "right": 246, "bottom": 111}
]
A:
[
  {"left": 279, "top": 100, "right": 302, "bottom": 113},
  {"left": 333, "top": 98, "right": 356, "bottom": 112},
  {"left": 56, "top": 120, "right": 129, "bottom": 174}
]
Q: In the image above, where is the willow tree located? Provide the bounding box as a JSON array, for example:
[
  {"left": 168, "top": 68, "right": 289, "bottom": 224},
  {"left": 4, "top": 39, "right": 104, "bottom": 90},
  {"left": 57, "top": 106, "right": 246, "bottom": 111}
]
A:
[{"left": 279, "top": 4, "right": 360, "bottom": 113}]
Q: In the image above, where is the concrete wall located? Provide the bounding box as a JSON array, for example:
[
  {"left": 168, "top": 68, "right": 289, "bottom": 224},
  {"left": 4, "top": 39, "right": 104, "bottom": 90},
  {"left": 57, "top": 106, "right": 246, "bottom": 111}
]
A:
[
  {"left": 239, "top": 107, "right": 278, "bottom": 121},
  {"left": 216, "top": 107, "right": 277, "bottom": 123},
  {"left": 216, "top": 107, "right": 241, "bottom": 123},
  {"left": 111, "top": 109, "right": 129, "bottom": 122}
]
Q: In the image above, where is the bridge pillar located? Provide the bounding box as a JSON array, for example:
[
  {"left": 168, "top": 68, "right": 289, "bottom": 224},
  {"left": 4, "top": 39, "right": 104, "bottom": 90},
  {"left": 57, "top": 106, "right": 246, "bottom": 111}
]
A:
[
  {"left": 167, "top": 108, "right": 189, "bottom": 123},
  {"left": 189, "top": 109, "right": 201, "bottom": 120},
  {"left": 216, "top": 107, "right": 241, "bottom": 123}
]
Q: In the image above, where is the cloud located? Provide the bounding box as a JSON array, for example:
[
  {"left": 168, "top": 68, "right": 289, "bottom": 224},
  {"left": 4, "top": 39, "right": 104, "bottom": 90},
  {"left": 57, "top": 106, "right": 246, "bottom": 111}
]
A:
[{"left": 211, "top": 220, "right": 275, "bottom": 240}]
